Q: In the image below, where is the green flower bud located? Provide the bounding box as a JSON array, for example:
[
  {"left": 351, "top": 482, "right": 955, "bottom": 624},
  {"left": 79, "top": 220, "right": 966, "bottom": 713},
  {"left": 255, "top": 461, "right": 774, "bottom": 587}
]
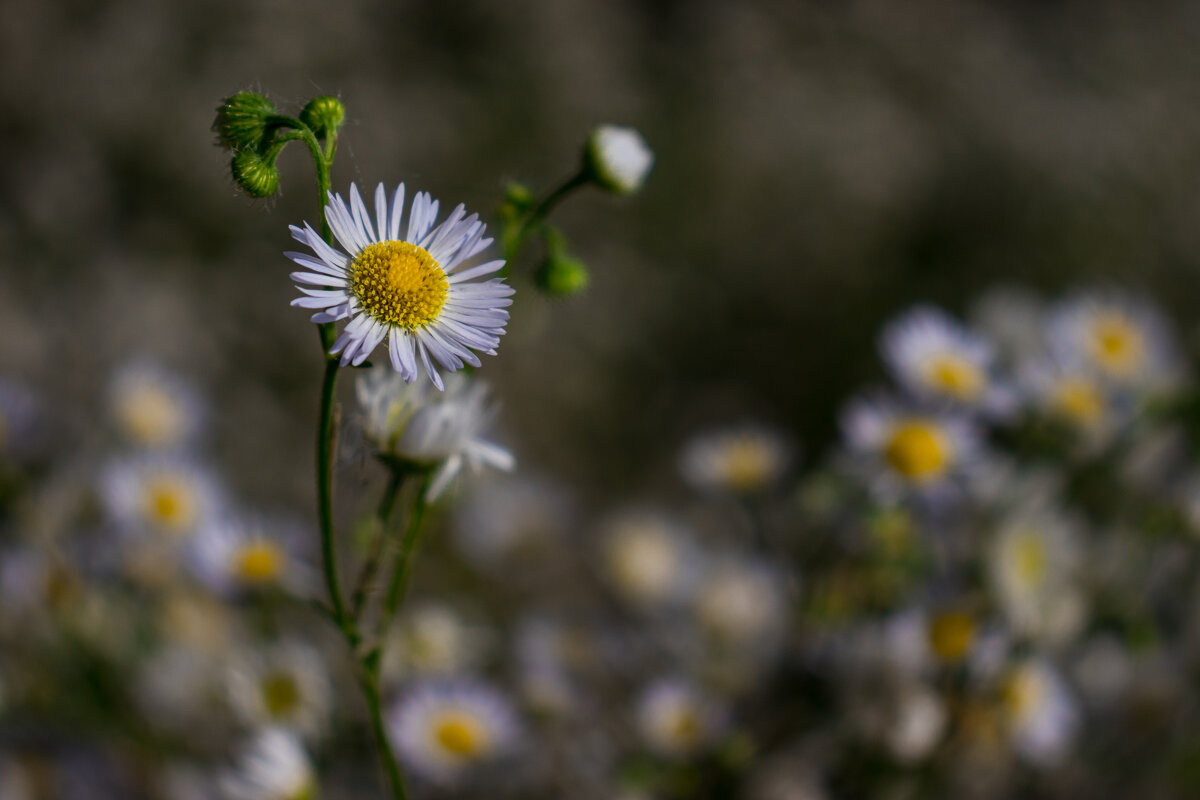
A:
[
  {"left": 231, "top": 149, "right": 280, "bottom": 198},
  {"left": 214, "top": 92, "right": 277, "bottom": 152},
  {"left": 300, "top": 96, "right": 346, "bottom": 139},
  {"left": 583, "top": 124, "right": 654, "bottom": 195},
  {"left": 536, "top": 253, "right": 590, "bottom": 296}
]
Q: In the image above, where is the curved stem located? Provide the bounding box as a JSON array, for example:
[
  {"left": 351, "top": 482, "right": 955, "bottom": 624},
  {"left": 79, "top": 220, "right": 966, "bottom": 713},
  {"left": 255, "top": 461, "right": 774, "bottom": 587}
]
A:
[
  {"left": 502, "top": 170, "right": 589, "bottom": 267},
  {"left": 359, "top": 669, "right": 408, "bottom": 800}
]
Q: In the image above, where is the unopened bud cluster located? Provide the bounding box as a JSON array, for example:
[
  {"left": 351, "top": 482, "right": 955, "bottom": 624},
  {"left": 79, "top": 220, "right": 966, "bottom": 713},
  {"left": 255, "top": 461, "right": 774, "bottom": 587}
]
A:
[{"left": 214, "top": 92, "right": 346, "bottom": 199}]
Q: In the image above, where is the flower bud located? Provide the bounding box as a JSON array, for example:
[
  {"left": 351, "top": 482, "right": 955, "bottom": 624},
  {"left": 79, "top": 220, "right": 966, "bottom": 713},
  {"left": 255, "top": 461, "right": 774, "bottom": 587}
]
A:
[
  {"left": 583, "top": 125, "right": 654, "bottom": 195},
  {"left": 300, "top": 96, "right": 346, "bottom": 139},
  {"left": 214, "top": 92, "right": 276, "bottom": 152},
  {"left": 230, "top": 149, "right": 280, "bottom": 198},
  {"left": 536, "top": 252, "right": 590, "bottom": 297}
]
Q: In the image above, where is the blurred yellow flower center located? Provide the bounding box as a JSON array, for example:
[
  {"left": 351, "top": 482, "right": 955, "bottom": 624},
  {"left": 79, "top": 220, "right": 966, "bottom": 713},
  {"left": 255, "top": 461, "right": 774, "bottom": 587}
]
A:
[
  {"left": 1090, "top": 314, "right": 1142, "bottom": 375},
  {"left": 1012, "top": 533, "right": 1047, "bottom": 586},
  {"left": 927, "top": 354, "right": 984, "bottom": 401},
  {"left": 1052, "top": 378, "right": 1104, "bottom": 426},
  {"left": 609, "top": 528, "right": 678, "bottom": 600},
  {"left": 120, "top": 387, "right": 182, "bottom": 447},
  {"left": 885, "top": 422, "right": 949, "bottom": 481},
  {"left": 1002, "top": 668, "right": 1044, "bottom": 721},
  {"left": 719, "top": 440, "right": 778, "bottom": 491},
  {"left": 261, "top": 671, "right": 301, "bottom": 717},
  {"left": 234, "top": 542, "right": 284, "bottom": 584},
  {"left": 928, "top": 611, "right": 975, "bottom": 662},
  {"left": 350, "top": 241, "right": 448, "bottom": 330},
  {"left": 143, "top": 478, "right": 195, "bottom": 532},
  {"left": 434, "top": 712, "right": 486, "bottom": 757},
  {"left": 667, "top": 708, "right": 703, "bottom": 746}
]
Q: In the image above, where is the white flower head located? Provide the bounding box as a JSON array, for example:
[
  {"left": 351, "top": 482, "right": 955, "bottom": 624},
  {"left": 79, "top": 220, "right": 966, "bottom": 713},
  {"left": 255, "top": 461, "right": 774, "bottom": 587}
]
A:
[
  {"left": 600, "top": 511, "right": 698, "bottom": 609},
  {"left": 356, "top": 367, "right": 514, "bottom": 500},
  {"left": 679, "top": 424, "right": 791, "bottom": 495},
  {"left": 585, "top": 125, "right": 654, "bottom": 195},
  {"left": 226, "top": 641, "right": 332, "bottom": 740},
  {"left": 989, "top": 508, "right": 1086, "bottom": 647},
  {"left": 1017, "top": 355, "right": 1124, "bottom": 439},
  {"left": 108, "top": 361, "right": 204, "bottom": 450},
  {"left": 101, "top": 454, "right": 222, "bottom": 543},
  {"left": 881, "top": 306, "right": 1011, "bottom": 413},
  {"left": 636, "top": 677, "right": 727, "bottom": 759},
  {"left": 1000, "top": 658, "right": 1079, "bottom": 767},
  {"left": 1045, "top": 289, "right": 1180, "bottom": 391},
  {"left": 389, "top": 679, "right": 522, "bottom": 786},
  {"left": 382, "top": 603, "right": 490, "bottom": 682},
  {"left": 221, "top": 728, "right": 316, "bottom": 800},
  {"left": 188, "top": 515, "right": 310, "bottom": 597},
  {"left": 840, "top": 394, "right": 981, "bottom": 500},
  {"left": 694, "top": 555, "right": 788, "bottom": 652},
  {"left": 884, "top": 681, "right": 948, "bottom": 764},
  {"left": 288, "top": 182, "right": 513, "bottom": 389}
]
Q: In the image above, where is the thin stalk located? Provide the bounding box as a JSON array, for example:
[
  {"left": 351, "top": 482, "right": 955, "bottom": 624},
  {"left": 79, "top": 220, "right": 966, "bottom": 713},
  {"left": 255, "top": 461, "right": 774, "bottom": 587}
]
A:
[
  {"left": 503, "top": 170, "right": 589, "bottom": 266},
  {"left": 370, "top": 475, "right": 432, "bottom": 673},
  {"left": 351, "top": 467, "right": 407, "bottom": 620},
  {"left": 359, "top": 670, "right": 408, "bottom": 800}
]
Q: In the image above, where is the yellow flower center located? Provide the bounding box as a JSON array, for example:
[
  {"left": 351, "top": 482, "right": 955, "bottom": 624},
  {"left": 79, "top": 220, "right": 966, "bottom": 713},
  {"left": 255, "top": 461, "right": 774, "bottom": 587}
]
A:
[
  {"left": 666, "top": 708, "right": 704, "bottom": 747},
  {"left": 1011, "top": 532, "right": 1047, "bottom": 587},
  {"left": 928, "top": 611, "right": 975, "bottom": 663},
  {"left": 926, "top": 354, "right": 984, "bottom": 401},
  {"left": 1051, "top": 378, "right": 1104, "bottom": 426},
  {"left": 433, "top": 712, "right": 487, "bottom": 757},
  {"left": 350, "top": 241, "right": 448, "bottom": 330},
  {"left": 719, "top": 440, "right": 778, "bottom": 491},
  {"left": 120, "top": 387, "right": 183, "bottom": 447},
  {"left": 885, "top": 422, "right": 950, "bottom": 481},
  {"left": 1090, "top": 314, "right": 1143, "bottom": 376},
  {"left": 1002, "top": 668, "right": 1044, "bottom": 722},
  {"left": 143, "top": 478, "right": 195, "bottom": 533},
  {"left": 261, "top": 671, "right": 302, "bottom": 717},
  {"left": 234, "top": 542, "right": 285, "bottom": 584}
]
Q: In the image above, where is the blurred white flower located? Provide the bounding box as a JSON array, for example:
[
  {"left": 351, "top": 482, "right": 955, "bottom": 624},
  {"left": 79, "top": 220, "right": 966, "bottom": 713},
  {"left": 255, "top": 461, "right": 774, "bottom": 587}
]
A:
[
  {"left": 287, "top": 182, "right": 513, "bottom": 389},
  {"left": 101, "top": 454, "right": 222, "bottom": 542},
  {"left": 679, "top": 424, "right": 791, "bottom": 495},
  {"left": 600, "top": 511, "right": 698, "bottom": 609},
  {"left": 189, "top": 515, "right": 310, "bottom": 596},
  {"left": 1000, "top": 658, "right": 1078, "bottom": 766},
  {"left": 881, "top": 306, "right": 1011, "bottom": 414},
  {"left": 694, "top": 554, "right": 788, "bottom": 654},
  {"left": 382, "top": 603, "right": 490, "bottom": 682},
  {"left": 389, "top": 679, "right": 522, "bottom": 786},
  {"left": 108, "top": 361, "right": 203, "bottom": 450},
  {"left": 585, "top": 125, "right": 654, "bottom": 195},
  {"left": 356, "top": 367, "right": 514, "bottom": 500},
  {"left": 884, "top": 682, "right": 948, "bottom": 764},
  {"left": 969, "top": 286, "right": 1046, "bottom": 363},
  {"left": 227, "top": 641, "right": 332, "bottom": 740},
  {"left": 636, "top": 677, "right": 727, "bottom": 759},
  {"left": 221, "top": 728, "right": 316, "bottom": 800}
]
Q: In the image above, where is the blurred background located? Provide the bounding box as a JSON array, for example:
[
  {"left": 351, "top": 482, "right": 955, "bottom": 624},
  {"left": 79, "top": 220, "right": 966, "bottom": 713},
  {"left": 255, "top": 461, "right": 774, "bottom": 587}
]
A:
[{"left": 6, "top": 1, "right": 1200, "bottom": 798}]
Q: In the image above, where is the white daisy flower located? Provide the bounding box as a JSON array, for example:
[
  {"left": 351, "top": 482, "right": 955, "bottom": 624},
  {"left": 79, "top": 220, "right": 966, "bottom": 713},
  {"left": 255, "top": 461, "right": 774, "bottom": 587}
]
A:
[
  {"left": 1045, "top": 289, "right": 1180, "bottom": 391},
  {"left": 101, "top": 454, "right": 222, "bottom": 542},
  {"left": 585, "top": 125, "right": 654, "bottom": 195},
  {"left": 884, "top": 681, "right": 948, "bottom": 764},
  {"left": 221, "top": 728, "right": 316, "bottom": 800},
  {"left": 1017, "top": 355, "right": 1124, "bottom": 438},
  {"left": 227, "top": 641, "right": 332, "bottom": 740},
  {"left": 287, "top": 182, "right": 513, "bottom": 389},
  {"left": 1000, "top": 658, "right": 1078, "bottom": 767},
  {"left": 381, "top": 603, "right": 490, "bottom": 682},
  {"left": 636, "top": 677, "right": 727, "bottom": 759},
  {"left": 840, "top": 394, "right": 981, "bottom": 500},
  {"left": 989, "top": 507, "right": 1085, "bottom": 647},
  {"left": 188, "top": 515, "right": 310, "bottom": 596},
  {"left": 679, "top": 424, "right": 791, "bottom": 495},
  {"left": 599, "top": 511, "right": 698, "bottom": 609},
  {"left": 356, "top": 366, "right": 514, "bottom": 500},
  {"left": 389, "top": 679, "right": 522, "bottom": 786},
  {"left": 108, "top": 361, "right": 203, "bottom": 450},
  {"left": 694, "top": 555, "right": 788, "bottom": 654},
  {"left": 136, "top": 645, "right": 226, "bottom": 736},
  {"left": 881, "top": 306, "right": 1007, "bottom": 411}
]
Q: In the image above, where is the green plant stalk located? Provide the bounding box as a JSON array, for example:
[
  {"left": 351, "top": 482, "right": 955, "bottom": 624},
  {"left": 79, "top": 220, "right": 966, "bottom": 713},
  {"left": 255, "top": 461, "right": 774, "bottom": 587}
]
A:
[
  {"left": 295, "top": 121, "right": 408, "bottom": 800},
  {"left": 502, "top": 170, "right": 589, "bottom": 268},
  {"left": 351, "top": 466, "right": 407, "bottom": 620},
  {"left": 372, "top": 474, "right": 432, "bottom": 672}
]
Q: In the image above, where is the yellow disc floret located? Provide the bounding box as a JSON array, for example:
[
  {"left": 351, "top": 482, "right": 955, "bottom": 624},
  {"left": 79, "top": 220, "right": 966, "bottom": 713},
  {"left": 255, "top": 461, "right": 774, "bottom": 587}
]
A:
[
  {"left": 885, "top": 421, "right": 950, "bottom": 482},
  {"left": 928, "top": 611, "right": 975, "bottom": 663},
  {"left": 234, "top": 542, "right": 285, "bottom": 585},
  {"left": 433, "top": 711, "right": 488, "bottom": 758},
  {"left": 926, "top": 354, "right": 985, "bottom": 401},
  {"left": 142, "top": 477, "right": 196, "bottom": 534},
  {"left": 1051, "top": 378, "right": 1104, "bottom": 427},
  {"left": 1090, "top": 313, "right": 1143, "bottom": 377},
  {"left": 350, "top": 241, "right": 449, "bottom": 330},
  {"left": 261, "top": 671, "right": 302, "bottom": 718},
  {"left": 1011, "top": 532, "right": 1047, "bottom": 588}
]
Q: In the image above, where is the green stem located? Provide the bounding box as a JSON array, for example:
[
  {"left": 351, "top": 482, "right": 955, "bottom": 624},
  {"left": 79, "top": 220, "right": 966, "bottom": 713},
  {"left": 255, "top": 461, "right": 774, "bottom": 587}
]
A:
[
  {"left": 359, "top": 669, "right": 408, "bottom": 800},
  {"left": 315, "top": 352, "right": 351, "bottom": 638},
  {"left": 371, "top": 475, "right": 432, "bottom": 672},
  {"left": 503, "top": 170, "right": 589, "bottom": 266},
  {"left": 351, "top": 467, "right": 407, "bottom": 620}
]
